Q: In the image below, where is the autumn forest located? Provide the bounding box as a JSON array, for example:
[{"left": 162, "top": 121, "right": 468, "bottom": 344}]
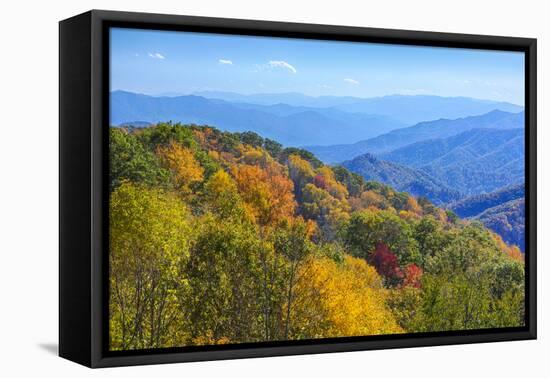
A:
[{"left": 108, "top": 123, "right": 525, "bottom": 351}]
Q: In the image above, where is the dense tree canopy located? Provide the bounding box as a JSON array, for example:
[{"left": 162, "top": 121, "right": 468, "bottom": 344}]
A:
[{"left": 109, "top": 123, "right": 525, "bottom": 350}]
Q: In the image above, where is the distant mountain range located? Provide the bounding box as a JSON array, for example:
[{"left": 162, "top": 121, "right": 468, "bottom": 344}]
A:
[
  {"left": 111, "top": 91, "right": 404, "bottom": 146},
  {"left": 193, "top": 90, "right": 360, "bottom": 108},
  {"left": 381, "top": 128, "right": 525, "bottom": 195},
  {"left": 112, "top": 90, "right": 523, "bottom": 148},
  {"left": 448, "top": 184, "right": 525, "bottom": 251},
  {"left": 340, "top": 153, "right": 462, "bottom": 205},
  {"left": 225, "top": 101, "right": 405, "bottom": 137},
  {"left": 194, "top": 91, "right": 522, "bottom": 125},
  {"left": 339, "top": 126, "right": 524, "bottom": 201},
  {"left": 306, "top": 110, "right": 524, "bottom": 163}
]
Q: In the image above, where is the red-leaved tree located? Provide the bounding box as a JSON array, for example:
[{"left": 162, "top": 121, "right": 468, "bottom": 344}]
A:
[
  {"left": 371, "top": 242, "right": 403, "bottom": 285},
  {"left": 402, "top": 263, "right": 423, "bottom": 288},
  {"left": 313, "top": 174, "right": 328, "bottom": 190}
]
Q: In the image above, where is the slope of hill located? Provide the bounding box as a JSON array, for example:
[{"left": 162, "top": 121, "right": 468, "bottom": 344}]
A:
[
  {"left": 340, "top": 153, "right": 462, "bottom": 205},
  {"left": 381, "top": 128, "right": 525, "bottom": 195},
  {"left": 448, "top": 184, "right": 525, "bottom": 218},
  {"left": 111, "top": 91, "right": 403, "bottom": 146},
  {"left": 194, "top": 91, "right": 522, "bottom": 124},
  {"left": 381, "top": 128, "right": 523, "bottom": 168},
  {"left": 108, "top": 122, "right": 525, "bottom": 350},
  {"left": 446, "top": 184, "right": 525, "bottom": 251},
  {"left": 474, "top": 198, "right": 525, "bottom": 251},
  {"left": 306, "top": 110, "right": 524, "bottom": 163}
]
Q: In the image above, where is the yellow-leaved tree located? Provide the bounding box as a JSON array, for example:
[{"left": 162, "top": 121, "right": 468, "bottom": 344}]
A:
[
  {"left": 156, "top": 141, "right": 204, "bottom": 194},
  {"left": 109, "top": 182, "right": 192, "bottom": 350},
  {"left": 287, "top": 154, "right": 316, "bottom": 200},
  {"left": 292, "top": 255, "right": 403, "bottom": 338}
]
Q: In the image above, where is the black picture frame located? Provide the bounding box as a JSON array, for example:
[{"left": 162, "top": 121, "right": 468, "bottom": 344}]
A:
[{"left": 59, "top": 9, "right": 537, "bottom": 368}]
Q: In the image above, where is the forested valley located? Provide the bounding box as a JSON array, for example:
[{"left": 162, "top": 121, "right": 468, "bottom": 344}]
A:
[{"left": 109, "top": 123, "right": 525, "bottom": 351}]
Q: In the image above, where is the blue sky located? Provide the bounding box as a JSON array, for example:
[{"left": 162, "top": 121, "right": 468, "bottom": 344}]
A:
[{"left": 110, "top": 27, "right": 525, "bottom": 105}]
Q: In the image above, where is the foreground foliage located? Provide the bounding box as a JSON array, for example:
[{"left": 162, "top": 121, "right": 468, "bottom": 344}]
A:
[{"left": 109, "top": 123, "right": 525, "bottom": 350}]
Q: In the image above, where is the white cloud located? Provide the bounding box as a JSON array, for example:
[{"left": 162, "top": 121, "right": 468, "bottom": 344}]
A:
[
  {"left": 344, "top": 78, "right": 359, "bottom": 85},
  {"left": 148, "top": 52, "right": 165, "bottom": 60},
  {"left": 219, "top": 59, "right": 233, "bottom": 65},
  {"left": 268, "top": 60, "right": 297, "bottom": 74}
]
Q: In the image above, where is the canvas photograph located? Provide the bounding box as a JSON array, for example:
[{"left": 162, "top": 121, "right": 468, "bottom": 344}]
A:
[{"left": 108, "top": 27, "right": 526, "bottom": 352}]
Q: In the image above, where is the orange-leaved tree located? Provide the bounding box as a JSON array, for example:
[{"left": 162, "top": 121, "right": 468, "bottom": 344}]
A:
[{"left": 156, "top": 141, "right": 203, "bottom": 194}]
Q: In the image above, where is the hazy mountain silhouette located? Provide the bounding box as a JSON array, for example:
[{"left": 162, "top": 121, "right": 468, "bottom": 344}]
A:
[
  {"left": 111, "top": 91, "right": 404, "bottom": 146},
  {"left": 306, "top": 110, "right": 524, "bottom": 163},
  {"left": 195, "top": 91, "right": 522, "bottom": 124}
]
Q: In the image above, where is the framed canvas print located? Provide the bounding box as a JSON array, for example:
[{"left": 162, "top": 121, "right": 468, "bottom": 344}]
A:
[{"left": 59, "top": 10, "right": 537, "bottom": 368}]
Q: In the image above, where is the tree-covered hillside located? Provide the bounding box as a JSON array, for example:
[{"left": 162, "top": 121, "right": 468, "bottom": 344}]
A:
[
  {"left": 450, "top": 184, "right": 525, "bottom": 218},
  {"left": 341, "top": 153, "right": 462, "bottom": 205},
  {"left": 473, "top": 199, "right": 525, "bottom": 251},
  {"left": 109, "top": 123, "right": 525, "bottom": 351},
  {"left": 381, "top": 128, "right": 524, "bottom": 195},
  {"left": 448, "top": 185, "right": 525, "bottom": 251}
]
